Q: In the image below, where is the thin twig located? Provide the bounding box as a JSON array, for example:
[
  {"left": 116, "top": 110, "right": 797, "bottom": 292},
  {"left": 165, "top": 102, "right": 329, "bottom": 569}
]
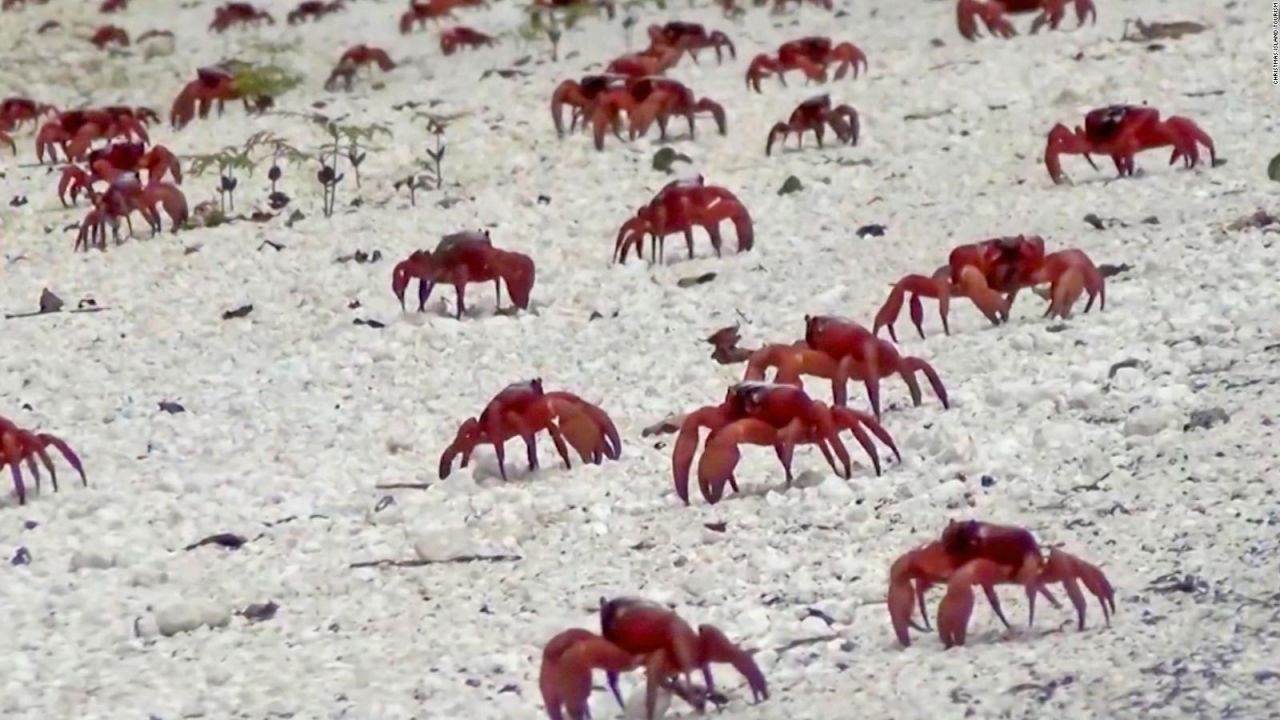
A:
[
  {"left": 350, "top": 554, "right": 521, "bottom": 569},
  {"left": 374, "top": 483, "right": 432, "bottom": 490},
  {"left": 774, "top": 633, "right": 840, "bottom": 656},
  {"left": 5, "top": 307, "right": 112, "bottom": 320}
]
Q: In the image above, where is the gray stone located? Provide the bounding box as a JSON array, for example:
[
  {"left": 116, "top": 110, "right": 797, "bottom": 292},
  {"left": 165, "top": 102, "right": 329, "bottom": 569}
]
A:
[
  {"left": 1124, "top": 407, "right": 1177, "bottom": 437},
  {"left": 1184, "top": 407, "right": 1230, "bottom": 431},
  {"left": 155, "top": 601, "right": 230, "bottom": 637},
  {"left": 69, "top": 551, "right": 115, "bottom": 571}
]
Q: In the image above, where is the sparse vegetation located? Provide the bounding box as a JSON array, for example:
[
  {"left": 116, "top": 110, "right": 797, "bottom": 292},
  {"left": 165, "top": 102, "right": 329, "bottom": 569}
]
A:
[
  {"left": 519, "top": 2, "right": 603, "bottom": 60},
  {"left": 316, "top": 158, "right": 344, "bottom": 218},
  {"left": 213, "top": 59, "right": 305, "bottom": 113},
  {"left": 272, "top": 112, "right": 390, "bottom": 217},
  {"left": 422, "top": 115, "right": 448, "bottom": 190},
  {"left": 189, "top": 145, "right": 256, "bottom": 214},
  {"left": 394, "top": 112, "right": 469, "bottom": 205},
  {"left": 393, "top": 174, "right": 433, "bottom": 206},
  {"left": 189, "top": 131, "right": 308, "bottom": 216},
  {"left": 317, "top": 119, "right": 391, "bottom": 215}
]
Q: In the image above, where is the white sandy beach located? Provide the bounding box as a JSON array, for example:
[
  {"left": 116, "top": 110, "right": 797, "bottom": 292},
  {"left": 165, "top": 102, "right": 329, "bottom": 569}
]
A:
[{"left": 1, "top": 0, "right": 1278, "bottom": 718}]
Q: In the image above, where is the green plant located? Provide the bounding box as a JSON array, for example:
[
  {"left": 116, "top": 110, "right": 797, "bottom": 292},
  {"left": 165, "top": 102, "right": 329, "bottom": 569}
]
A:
[
  {"left": 320, "top": 120, "right": 391, "bottom": 211},
  {"left": 423, "top": 118, "right": 447, "bottom": 190},
  {"left": 189, "top": 145, "right": 259, "bottom": 213},
  {"left": 263, "top": 136, "right": 308, "bottom": 209},
  {"left": 412, "top": 112, "right": 467, "bottom": 189},
  {"left": 393, "top": 174, "right": 433, "bottom": 207},
  {"left": 189, "top": 131, "right": 310, "bottom": 215},
  {"left": 226, "top": 60, "right": 304, "bottom": 101},
  {"left": 335, "top": 123, "right": 391, "bottom": 188},
  {"left": 279, "top": 112, "right": 390, "bottom": 215},
  {"left": 519, "top": 3, "right": 601, "bottom": 59}
]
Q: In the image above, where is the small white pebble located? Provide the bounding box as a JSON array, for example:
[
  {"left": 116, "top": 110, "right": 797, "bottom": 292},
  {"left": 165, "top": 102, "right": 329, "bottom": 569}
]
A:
[
  {"left": 68, "top": 551, "right": 115, "bottom": 572},
  {"left": 155, "top": 601, "right": 227, "bottom": 637},
  {"left": 1124, "top": 407, "right": 1177, "bottom": 437}
]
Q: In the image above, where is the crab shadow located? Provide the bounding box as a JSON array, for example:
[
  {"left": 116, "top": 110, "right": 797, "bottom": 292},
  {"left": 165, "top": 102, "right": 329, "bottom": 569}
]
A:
[
  {"left": 416, "top": 299, "right": 538, "bottom": 320},
  {"left": 464, "top": 448, "right": 585, "bottom": 488},
  {"left": 770, "top": 143, "right": 848, "bottom": 157},
  {"left": 1053, "top": 158, "right": 1224, "bottom": 187},
  {"left": 699, "top": 465, "right": 872, "bottom": 505},
  {"left": 625, "top": 237, "right": 750, "bottom": 268}
]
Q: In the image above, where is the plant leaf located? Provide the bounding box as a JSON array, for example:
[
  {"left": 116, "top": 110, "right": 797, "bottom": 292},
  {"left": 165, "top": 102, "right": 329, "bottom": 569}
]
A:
[
  {"left": 651, "top": 147, "right": 690, "bottom": 174},
  {"left": 1268, "top": 153, "right": 1280, "bottom": 182},
  {"left": 778, "top": 175, "right": 804, "bottom": 195},
  {"left": 231, "top": 62, "right": 303, "bottom": 99}
]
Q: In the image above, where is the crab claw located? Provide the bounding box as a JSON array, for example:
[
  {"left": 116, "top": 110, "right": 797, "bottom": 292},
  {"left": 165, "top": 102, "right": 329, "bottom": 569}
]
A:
[
  {"left": 697, "top": 623, "right": 768, "bottom": 702},
  {"left": 744, "top": 54, "right": 780, "bottom": 93},
  {"left": 696, "top": 418, "right": 778, "bottom": 504},
  {"left": 1036, "top": 548, "right": 1116, "bottom": 631},
  {"left": 438, "top": 417, "right": 480, "bottom": 478},
  {"left": 936, "top": 557, "right": 1009, "bottom": 648},
  {"left": 539, "top": 628, "right": 636, "bottom": 720}
]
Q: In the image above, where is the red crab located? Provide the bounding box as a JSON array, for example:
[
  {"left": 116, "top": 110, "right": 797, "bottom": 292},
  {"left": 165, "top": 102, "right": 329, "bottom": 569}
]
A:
[
  {"left": 1, "top": 416, "right": 86, "bottom": 506},
  {"left": 35, "top": 107, "right": 152, "bottom": 163},
  {"left": 1022, "top": 245, "right": 1106, "bottom": 320},
  {"left": 957, "top": 0, "right": 1096, "bottom": 41},
  {"left": 287, "top": 0, "right": 344, "bottom": 23},
  {"left": 438, "top": 379, "right": 621, "bottom": 482},
  {"left": 872, "top": 235, "right": 1105, "bottom": 341},
  {"left": 100, "top": 0, "right": 128, "bottom": 11},
  {"left": 745, "top": 36, "right": 867, "bottom": 92},
  {"left": 766, "top": 93, "right": 858, "bottom": 156},
  {"left": 440, "top": 26, "right": 496, "bottom": 55},
  {"left": 588, "top": 77, "right": 725, "bottom": 150},
  {"left": 325, "top": 45, "right": 396, "bottom": 91},
  {"left": 597, "top": 598, "right": 769, "bottom": 720},
  {"left": 102, "top": 105, "right": 159, "bottom": 127},
  {"left": 391, "top": 230, "right": 535, "bottom": 319},
  {"left": 550, "top": 74, "right": 628, "bottom": 137},
  {"left": 74, "top": 173, "right": 188, "bottom": 251},
  {"left": 1, "top": 97, "right": 54, "bottom": 152},
  {"left": 209, "top": 2, "right": 274, "bottom": 32},
  {"left": 889, "top": 520, "right": 1116, "bottom": 648},
  {"left": 646, "top": 21, "right": 735, "bottom": 63},
  {"left": 741, "top": 315, "right": 949, "bottom": 419},
  {"left": 89, "top": 25, "right": 129, "bottom": 49},
  {"left": 399, "top": 0, "right": 457, "bottom": 33},
  {"left": 1045, "top": 104, "right": 1216, "bottom": 184},
  {"left": 1, "top": 97, "right": 57, "bottom": 130},
  {"left": 170, "top": 66, "right": 243, "bottom": 129},
  {"left": 58, "top": 142, "right": 181, "bottom": 206},
  {"left": 540, "top": 629, "right": 638, "bottom": 720},
  {"left": 605, "top": 45, "right": 683, "bottom": 77},
  {"left": 672, "top": 381, "right": 898, "bottom": 505},
  {"left": 613, "top": 177, "right": 752, "bottom": 264}
]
